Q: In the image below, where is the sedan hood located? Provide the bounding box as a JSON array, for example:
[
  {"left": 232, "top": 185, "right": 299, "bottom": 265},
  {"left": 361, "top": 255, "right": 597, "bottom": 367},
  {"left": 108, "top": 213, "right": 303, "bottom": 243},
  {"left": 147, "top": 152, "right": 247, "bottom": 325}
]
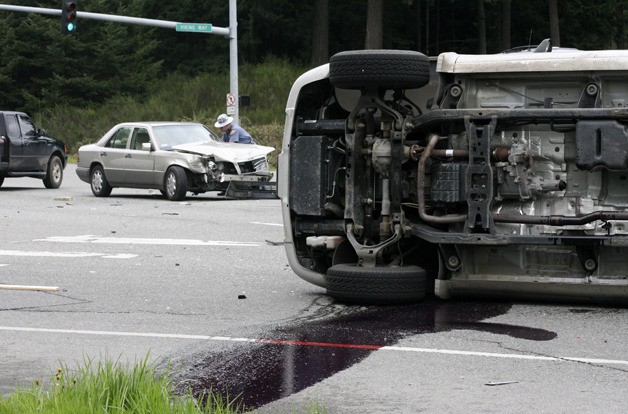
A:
[{"left": 172, "top": 141, "right": 274, "bottom": 162}]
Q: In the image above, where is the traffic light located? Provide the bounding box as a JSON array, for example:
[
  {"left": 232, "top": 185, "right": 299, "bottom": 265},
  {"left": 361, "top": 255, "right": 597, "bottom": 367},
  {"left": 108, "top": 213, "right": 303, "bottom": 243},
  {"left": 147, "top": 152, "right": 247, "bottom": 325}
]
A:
[{"left": 61, "top": 0, "right": 77, "bottom": 34}]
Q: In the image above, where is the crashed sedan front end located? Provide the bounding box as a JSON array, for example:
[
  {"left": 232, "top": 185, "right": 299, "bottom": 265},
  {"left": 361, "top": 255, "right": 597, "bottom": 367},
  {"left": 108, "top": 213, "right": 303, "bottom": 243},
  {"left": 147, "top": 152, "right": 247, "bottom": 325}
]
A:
[{"left": 172, "top": 141, "right": 275, "bottom": 196}]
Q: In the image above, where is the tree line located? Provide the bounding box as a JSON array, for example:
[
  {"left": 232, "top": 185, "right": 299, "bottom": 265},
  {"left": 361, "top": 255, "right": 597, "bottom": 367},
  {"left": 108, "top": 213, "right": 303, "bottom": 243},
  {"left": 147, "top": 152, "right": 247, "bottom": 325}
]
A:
[{"left": 0, "top": 0, "right": 625, "bottom": 115}]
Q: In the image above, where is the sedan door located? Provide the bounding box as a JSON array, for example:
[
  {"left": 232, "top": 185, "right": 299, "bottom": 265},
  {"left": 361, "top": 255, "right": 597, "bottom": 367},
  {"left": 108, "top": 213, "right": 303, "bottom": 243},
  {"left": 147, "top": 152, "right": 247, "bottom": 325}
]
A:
[
  {"left": 99, "top": 127, "right": 131, "bottom": 185},
  {"left": 124, "top": 128, "right": 155, "bottom": 186}
]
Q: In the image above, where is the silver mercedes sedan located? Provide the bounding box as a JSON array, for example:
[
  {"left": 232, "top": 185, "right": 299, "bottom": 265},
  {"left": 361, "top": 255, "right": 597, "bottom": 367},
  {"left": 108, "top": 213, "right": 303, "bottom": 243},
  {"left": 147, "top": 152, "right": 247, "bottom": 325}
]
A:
[{"left": 76, "top": 122, "right": 275, "bottom": 201}]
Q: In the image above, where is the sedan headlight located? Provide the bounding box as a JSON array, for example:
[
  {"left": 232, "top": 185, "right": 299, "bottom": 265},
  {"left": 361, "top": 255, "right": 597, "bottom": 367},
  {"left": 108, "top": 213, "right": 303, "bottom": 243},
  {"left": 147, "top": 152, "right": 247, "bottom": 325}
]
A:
[{"left": 188, "top": 156, "right": 206, "bottom": 171}]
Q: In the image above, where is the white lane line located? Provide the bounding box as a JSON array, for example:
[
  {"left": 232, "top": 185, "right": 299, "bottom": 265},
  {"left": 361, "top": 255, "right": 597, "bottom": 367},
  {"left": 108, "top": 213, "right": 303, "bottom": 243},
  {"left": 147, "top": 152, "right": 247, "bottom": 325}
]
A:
[
  {"left": 1, "top": 326, "right": 626, "bottom": 366},
  {"left": 380, "top": 346, "right": 559, "bottom": 361},
  {"left": 0, "top": 284, "right": 60, "bottom": 292},
  {"left": 34, "top": 235, "right": 259, "bottom": 247},
  {"left": 0, "top": 250, "right": 137, "bottom": 259},
  {"left": 0, "top": 326, "right": 211, "bottom": 340},
  {"left": 251, "top": 222, "right": 283, "bottom": 227}
]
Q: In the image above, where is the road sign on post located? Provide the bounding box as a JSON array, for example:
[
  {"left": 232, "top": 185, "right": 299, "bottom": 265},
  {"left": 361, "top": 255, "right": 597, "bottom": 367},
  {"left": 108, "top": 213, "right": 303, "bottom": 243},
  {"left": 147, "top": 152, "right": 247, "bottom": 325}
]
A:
[
  {"left": 226, "top": 93, "right": 236, "bottom": 116},
  {"left": 175, "top": 23, "right": 212, "bottom": 33}
]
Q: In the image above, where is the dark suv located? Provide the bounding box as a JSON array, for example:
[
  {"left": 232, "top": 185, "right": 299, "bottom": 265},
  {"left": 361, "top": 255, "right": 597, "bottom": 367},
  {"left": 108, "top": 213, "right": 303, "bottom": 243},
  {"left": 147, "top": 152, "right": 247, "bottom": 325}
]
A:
[{"left": 0, "top": 111, "right": 67, "bottom": 189}]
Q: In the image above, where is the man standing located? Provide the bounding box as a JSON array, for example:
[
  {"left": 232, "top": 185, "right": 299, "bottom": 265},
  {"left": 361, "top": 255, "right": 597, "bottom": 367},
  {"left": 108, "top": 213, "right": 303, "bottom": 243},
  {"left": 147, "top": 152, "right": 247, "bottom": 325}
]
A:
[{"left": 214, "top": 114, "right": 256, "bottom": 144}]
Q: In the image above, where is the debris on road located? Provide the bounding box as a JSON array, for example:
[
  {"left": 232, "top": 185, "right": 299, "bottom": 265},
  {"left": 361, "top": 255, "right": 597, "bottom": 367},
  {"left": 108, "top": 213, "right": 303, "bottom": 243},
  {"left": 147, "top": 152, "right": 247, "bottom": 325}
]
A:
[{"left": 485, "top": 381, "right": 519, "bottom": 386}]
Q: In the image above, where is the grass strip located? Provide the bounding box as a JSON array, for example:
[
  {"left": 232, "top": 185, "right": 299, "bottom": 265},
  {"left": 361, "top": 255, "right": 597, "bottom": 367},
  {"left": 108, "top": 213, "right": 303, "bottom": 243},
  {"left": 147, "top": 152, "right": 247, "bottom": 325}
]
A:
[{"left": 0, "top": 356, "right": 242, "bottom": 413}]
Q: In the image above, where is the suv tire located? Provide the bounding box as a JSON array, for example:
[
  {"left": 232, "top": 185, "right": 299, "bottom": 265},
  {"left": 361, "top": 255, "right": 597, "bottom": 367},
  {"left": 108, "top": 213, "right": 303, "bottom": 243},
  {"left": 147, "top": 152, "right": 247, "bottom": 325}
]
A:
[{"left": 43, "top": 155, "right": 63, "bottom": 189}]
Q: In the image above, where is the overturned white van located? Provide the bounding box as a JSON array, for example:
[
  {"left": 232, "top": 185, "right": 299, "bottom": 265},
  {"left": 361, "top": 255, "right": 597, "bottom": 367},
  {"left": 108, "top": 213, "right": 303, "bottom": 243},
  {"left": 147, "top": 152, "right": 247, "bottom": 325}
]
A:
[{"left": 278, "top": 45, "right": 628, "bottom": 304}]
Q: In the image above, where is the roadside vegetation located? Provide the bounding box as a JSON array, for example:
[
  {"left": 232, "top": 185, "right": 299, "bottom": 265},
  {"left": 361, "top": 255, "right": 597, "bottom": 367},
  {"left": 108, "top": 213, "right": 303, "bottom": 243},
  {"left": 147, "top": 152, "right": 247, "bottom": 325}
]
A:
[
  {"left": 34, "top": 57, "right": 307, "bottom": 168},
  {"left": 0, "top": 357, "right": 326, "bottom": 414},
  {"left": 0, "top": 357, "right": 240, "bottom": 414}
]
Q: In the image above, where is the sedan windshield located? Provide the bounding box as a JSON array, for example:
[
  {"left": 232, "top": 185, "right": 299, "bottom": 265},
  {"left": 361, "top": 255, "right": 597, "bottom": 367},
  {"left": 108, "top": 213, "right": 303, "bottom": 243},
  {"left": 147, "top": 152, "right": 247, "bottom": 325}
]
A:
[{"left": 152, "top": 124, "right": 219, "bottom": 150}]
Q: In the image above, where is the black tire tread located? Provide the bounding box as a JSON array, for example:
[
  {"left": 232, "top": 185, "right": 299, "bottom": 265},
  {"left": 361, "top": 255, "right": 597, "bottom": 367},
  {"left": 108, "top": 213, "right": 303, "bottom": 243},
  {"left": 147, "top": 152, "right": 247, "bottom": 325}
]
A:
[
  {"left": 165, "top": 166, "right": 187, "bottom": 201},
  {"left": 326, "top": 264, "right": 426, "bottom": 305},
  {"left": 329, "top": 50, "right": 430, "bottom": 90},
  {"left": 43, "top": 155, "right": 63, "bottom": 189},
  {"left": 90, "top": 165, "right": 112, "bottom": 197}
]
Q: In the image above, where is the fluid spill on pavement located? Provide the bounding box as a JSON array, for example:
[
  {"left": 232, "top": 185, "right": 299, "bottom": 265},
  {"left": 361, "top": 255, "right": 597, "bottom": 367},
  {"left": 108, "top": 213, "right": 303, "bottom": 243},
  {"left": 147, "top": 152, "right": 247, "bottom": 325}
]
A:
[{"left": 165, "top": 299, "right": 556, "bottom": 410}]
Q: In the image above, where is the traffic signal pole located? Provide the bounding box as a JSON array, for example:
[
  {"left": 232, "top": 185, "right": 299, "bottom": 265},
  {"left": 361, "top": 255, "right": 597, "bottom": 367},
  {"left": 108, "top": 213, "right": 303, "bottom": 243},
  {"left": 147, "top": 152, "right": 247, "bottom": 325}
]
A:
[
  {"left": 228, "top": 0, "right": 239, "bottom": 124},
  {"left": 0, "top": 2, "right": 238, "bottom": 121},
  {"left": 0, "top": 4, "right": 230, "bottom": 34}
]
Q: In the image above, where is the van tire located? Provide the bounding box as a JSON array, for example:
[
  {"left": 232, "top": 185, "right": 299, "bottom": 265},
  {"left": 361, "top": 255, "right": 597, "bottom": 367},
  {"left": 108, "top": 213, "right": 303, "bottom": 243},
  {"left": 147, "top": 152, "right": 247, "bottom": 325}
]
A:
[
  {"left": 329, "top": 50, "right": 431, "bottom": 90},
  {"left": 325, "top": 264, "right": 427, "bottom": 305}
]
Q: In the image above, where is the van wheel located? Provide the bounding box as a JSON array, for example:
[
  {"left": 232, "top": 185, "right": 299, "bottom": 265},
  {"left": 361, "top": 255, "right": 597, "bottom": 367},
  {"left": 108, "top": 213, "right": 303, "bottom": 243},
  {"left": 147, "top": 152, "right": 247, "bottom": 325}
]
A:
[
  {"left": 325, "top": 264, "right": 427, "bottom": 305},
  {"left": 329, "top": 50, "right": 431, "bottom": 90},
  {"left": 165, "top": 166, "right": 187, "bottom": 201},
  {"left": 43, "top": 155, "right": 63, "bottom": 189}
]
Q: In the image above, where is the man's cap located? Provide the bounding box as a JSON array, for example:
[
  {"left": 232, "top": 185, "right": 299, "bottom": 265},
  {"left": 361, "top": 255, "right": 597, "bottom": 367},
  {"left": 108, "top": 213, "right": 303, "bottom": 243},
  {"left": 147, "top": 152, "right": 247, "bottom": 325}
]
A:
[{"left": 215, "top": 114, "right": 234, "bottom": 128}]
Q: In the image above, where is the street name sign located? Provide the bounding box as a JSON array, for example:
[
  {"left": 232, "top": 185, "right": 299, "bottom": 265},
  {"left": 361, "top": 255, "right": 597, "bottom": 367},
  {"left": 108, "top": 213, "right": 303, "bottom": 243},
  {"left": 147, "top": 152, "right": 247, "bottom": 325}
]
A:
[{"left": 176, "top": 23, "right": 213, "bottom": 33}]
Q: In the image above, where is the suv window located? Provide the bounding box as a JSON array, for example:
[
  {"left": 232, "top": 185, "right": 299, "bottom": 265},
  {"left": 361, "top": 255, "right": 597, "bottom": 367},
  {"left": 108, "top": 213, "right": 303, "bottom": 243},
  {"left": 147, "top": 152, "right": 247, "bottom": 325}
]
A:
[
  {"left": 105, "top": 127, "right": 131, "bottom": 149},
  {"left": 5, "top": 115, "right": 20, "bottom": 139},
  {"left": 18, "top": 114, "right": 36, "bottom": 137}
]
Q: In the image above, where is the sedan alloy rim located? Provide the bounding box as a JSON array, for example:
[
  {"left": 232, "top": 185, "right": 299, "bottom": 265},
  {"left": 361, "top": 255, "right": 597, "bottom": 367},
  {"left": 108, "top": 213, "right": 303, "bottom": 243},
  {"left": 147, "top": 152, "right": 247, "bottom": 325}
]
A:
[
  {"left": 166, "top": 172, "right": 176, "bottom": 196},
  {"left": 92, "top": 170, "right": 103, "bottom": 192}
]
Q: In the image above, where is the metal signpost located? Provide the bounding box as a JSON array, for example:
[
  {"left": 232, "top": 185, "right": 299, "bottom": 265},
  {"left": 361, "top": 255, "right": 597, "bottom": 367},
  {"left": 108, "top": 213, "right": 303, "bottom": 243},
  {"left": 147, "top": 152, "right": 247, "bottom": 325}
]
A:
[
  {"left": 0, "top": 0, "right": 241, "bottom": 123},
  {"left": 227, "top": 0, "right": 239, "bottom": 123}
]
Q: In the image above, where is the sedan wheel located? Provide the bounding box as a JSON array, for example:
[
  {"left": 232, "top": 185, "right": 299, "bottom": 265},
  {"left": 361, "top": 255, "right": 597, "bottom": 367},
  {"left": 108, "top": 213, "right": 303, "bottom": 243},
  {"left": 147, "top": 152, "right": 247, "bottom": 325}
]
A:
[
  {"left": 43, "top": 155, "right": 63, "bottom": 189},
  {"left": 90, "top": 165, "right": 112, "bottom": 197},
  {"left": 165, "top": 166, "right": 187, "bottom": 201}
]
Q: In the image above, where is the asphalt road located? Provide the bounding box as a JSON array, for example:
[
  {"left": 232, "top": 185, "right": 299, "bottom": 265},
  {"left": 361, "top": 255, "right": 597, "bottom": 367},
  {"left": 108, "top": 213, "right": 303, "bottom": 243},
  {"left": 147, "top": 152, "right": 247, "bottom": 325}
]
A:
[{"left": 1, "top": 165, "right": 627, "bottom": 413}]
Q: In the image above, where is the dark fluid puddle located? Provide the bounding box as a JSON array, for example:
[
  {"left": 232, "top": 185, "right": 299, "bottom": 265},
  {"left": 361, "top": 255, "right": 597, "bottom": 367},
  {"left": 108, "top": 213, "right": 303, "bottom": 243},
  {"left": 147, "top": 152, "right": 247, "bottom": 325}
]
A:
[{"left": 169, "top": 299, "right": 556, "bottom": 410}]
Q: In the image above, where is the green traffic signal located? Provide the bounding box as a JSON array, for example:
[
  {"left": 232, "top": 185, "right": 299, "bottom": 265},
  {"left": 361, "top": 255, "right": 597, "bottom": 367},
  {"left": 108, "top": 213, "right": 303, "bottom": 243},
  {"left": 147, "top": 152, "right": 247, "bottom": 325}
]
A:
[{"left": 61, "top": 0, "right": 78, "bottom": 34}]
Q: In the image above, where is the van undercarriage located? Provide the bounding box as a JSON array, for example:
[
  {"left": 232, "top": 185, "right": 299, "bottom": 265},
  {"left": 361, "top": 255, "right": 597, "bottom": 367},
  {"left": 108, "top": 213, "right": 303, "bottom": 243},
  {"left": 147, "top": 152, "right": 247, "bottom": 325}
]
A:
[{"left": 279, "top": 48, "right": 628, "bottom": 304}]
